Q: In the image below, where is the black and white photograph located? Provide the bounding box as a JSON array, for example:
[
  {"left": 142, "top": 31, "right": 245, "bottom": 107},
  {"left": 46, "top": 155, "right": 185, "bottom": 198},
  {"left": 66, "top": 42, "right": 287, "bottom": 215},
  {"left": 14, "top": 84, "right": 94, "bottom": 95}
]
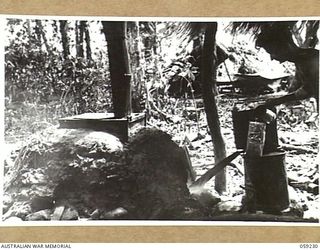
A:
[{"left": 2, "top": 17, "right": 319, "bottom": 224}]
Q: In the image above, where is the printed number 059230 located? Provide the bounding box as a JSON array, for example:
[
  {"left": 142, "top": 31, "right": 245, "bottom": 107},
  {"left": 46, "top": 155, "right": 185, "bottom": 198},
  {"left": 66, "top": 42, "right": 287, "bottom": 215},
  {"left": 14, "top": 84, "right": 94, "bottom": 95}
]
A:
[{"left": 300, "top": 244, "right": 319, "bottom": 248}]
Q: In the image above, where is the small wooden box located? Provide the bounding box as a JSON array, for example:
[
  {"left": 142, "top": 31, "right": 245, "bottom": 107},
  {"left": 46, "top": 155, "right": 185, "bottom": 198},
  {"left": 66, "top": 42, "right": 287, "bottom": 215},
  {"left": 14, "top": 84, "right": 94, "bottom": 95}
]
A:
[{"left": 59, "top": 113, "right": 146, "bottom": 142}]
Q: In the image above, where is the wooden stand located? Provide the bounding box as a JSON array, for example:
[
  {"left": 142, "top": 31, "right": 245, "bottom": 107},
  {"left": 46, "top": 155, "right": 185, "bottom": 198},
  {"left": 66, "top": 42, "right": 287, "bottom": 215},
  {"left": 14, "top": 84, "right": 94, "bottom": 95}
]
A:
[{"left": 59, "top": 113, "right": 146, "bottom": 142}]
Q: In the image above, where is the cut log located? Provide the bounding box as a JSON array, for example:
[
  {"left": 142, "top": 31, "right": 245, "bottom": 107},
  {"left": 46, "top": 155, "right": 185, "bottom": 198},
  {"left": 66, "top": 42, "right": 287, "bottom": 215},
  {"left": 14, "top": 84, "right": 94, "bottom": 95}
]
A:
[
  {"left": 281, "top": 143, "right": 318, "bottom": 154},
  {"left": 288, "top": 178, "right": 319, "bottom": 194}
]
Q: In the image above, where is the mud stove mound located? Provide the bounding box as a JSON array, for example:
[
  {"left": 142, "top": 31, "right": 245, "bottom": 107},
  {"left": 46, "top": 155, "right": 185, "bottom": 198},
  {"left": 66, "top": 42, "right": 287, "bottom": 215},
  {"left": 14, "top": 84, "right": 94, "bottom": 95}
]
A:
[{"left": 3, "top": 127, "right": 209, "bottom": 221}]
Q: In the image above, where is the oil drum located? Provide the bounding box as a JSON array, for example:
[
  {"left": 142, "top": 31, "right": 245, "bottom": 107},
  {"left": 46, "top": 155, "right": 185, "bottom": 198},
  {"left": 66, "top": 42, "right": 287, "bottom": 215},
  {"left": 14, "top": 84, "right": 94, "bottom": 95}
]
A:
[{"left": 244, "top": 151, "right": 289, "bottom": 213}]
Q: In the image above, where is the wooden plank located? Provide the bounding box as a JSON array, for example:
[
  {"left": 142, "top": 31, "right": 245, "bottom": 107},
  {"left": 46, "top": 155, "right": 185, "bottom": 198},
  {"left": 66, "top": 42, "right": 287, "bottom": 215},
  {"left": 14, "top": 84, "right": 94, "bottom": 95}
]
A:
[{"left": 59, "top": 113, "right": 146, "bottom": 141}]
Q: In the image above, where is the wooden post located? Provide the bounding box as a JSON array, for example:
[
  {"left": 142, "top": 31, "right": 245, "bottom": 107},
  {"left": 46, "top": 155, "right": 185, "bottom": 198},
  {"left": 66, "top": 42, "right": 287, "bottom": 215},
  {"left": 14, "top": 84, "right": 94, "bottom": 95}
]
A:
[
  {"left": 102, "top": 21, "right": 132, "bottom": 118},
  {"left": 200, "top": 23, "right": 227, "bottom": 193}
]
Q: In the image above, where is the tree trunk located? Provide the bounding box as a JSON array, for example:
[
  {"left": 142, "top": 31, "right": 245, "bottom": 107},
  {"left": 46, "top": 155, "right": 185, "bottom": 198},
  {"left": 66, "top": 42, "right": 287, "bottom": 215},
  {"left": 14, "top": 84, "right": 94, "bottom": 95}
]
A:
[
  {"left": 72, "top": 21, "right": 85, "bottom": 113},
  {"left": 34, "top": 21, "right": 42, "bottom": 45},
  {"left": 127, "top": 21, "right": 145, "bottom": 112},
  {"left": 200, "top": 22, "right": 227, "bottom": 194},
  {"left": 75, "top": 21, "right": 85, "bottom": 58},
  {"left": 52, "top": 20, "right": 58, "bottom": 35},
  {"left": 26, "top": 19, "right": 32, "bottom": 42},
  {"left": 78, "top": 21, "right": 86, "bottom": 58},
  {"left": 127, "top": 22, "right": 140, "bottom": 86},
  {"left": 102, "top": 21, "right": 132, "bottom": 118},
  {"left": 84, "top": 22, "right": 92, "bottom": 61},
  {"left": 35, "top": 20, "right": 50, "bottom": 53},
  {"left": 59, "top": 20, "right": 70, "bottom": 60}
]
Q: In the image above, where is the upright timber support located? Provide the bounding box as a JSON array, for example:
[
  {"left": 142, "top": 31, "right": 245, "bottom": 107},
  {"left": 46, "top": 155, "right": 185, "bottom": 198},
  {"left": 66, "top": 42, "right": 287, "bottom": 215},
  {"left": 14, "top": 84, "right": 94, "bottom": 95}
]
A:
[
  {"left": 200, "top": 22, "right": 227, "bottom": 194},
  {"left": 102, "top": 21, "right": 132, "bottom": 118}
]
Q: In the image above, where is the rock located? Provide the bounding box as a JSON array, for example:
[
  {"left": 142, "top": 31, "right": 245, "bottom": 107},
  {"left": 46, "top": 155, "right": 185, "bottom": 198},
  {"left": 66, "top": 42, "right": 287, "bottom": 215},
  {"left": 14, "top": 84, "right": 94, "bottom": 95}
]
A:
[
  {"left": 215, "top": 199, "right": 242, "bottom": 213},
  {"left": 51, "top": 206, "right": 65, "bottom": 221},
  {"left": 4, "top": 216, "right": 23, "bottom": 222},
  {"left": 51, "top": 205, "right": 79, "bottom": 220},
  {"left": 61, "top": 207, "right": 79, "bottom": 220},
  {"left": 190, "top": 188, "right": 221, "bottom": 208},
  {"left": 101, "top": 207, "right": 128, "bottom": 219},
  {"left": 26, "top": 209, "right": 51, "bottom": 221}
]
